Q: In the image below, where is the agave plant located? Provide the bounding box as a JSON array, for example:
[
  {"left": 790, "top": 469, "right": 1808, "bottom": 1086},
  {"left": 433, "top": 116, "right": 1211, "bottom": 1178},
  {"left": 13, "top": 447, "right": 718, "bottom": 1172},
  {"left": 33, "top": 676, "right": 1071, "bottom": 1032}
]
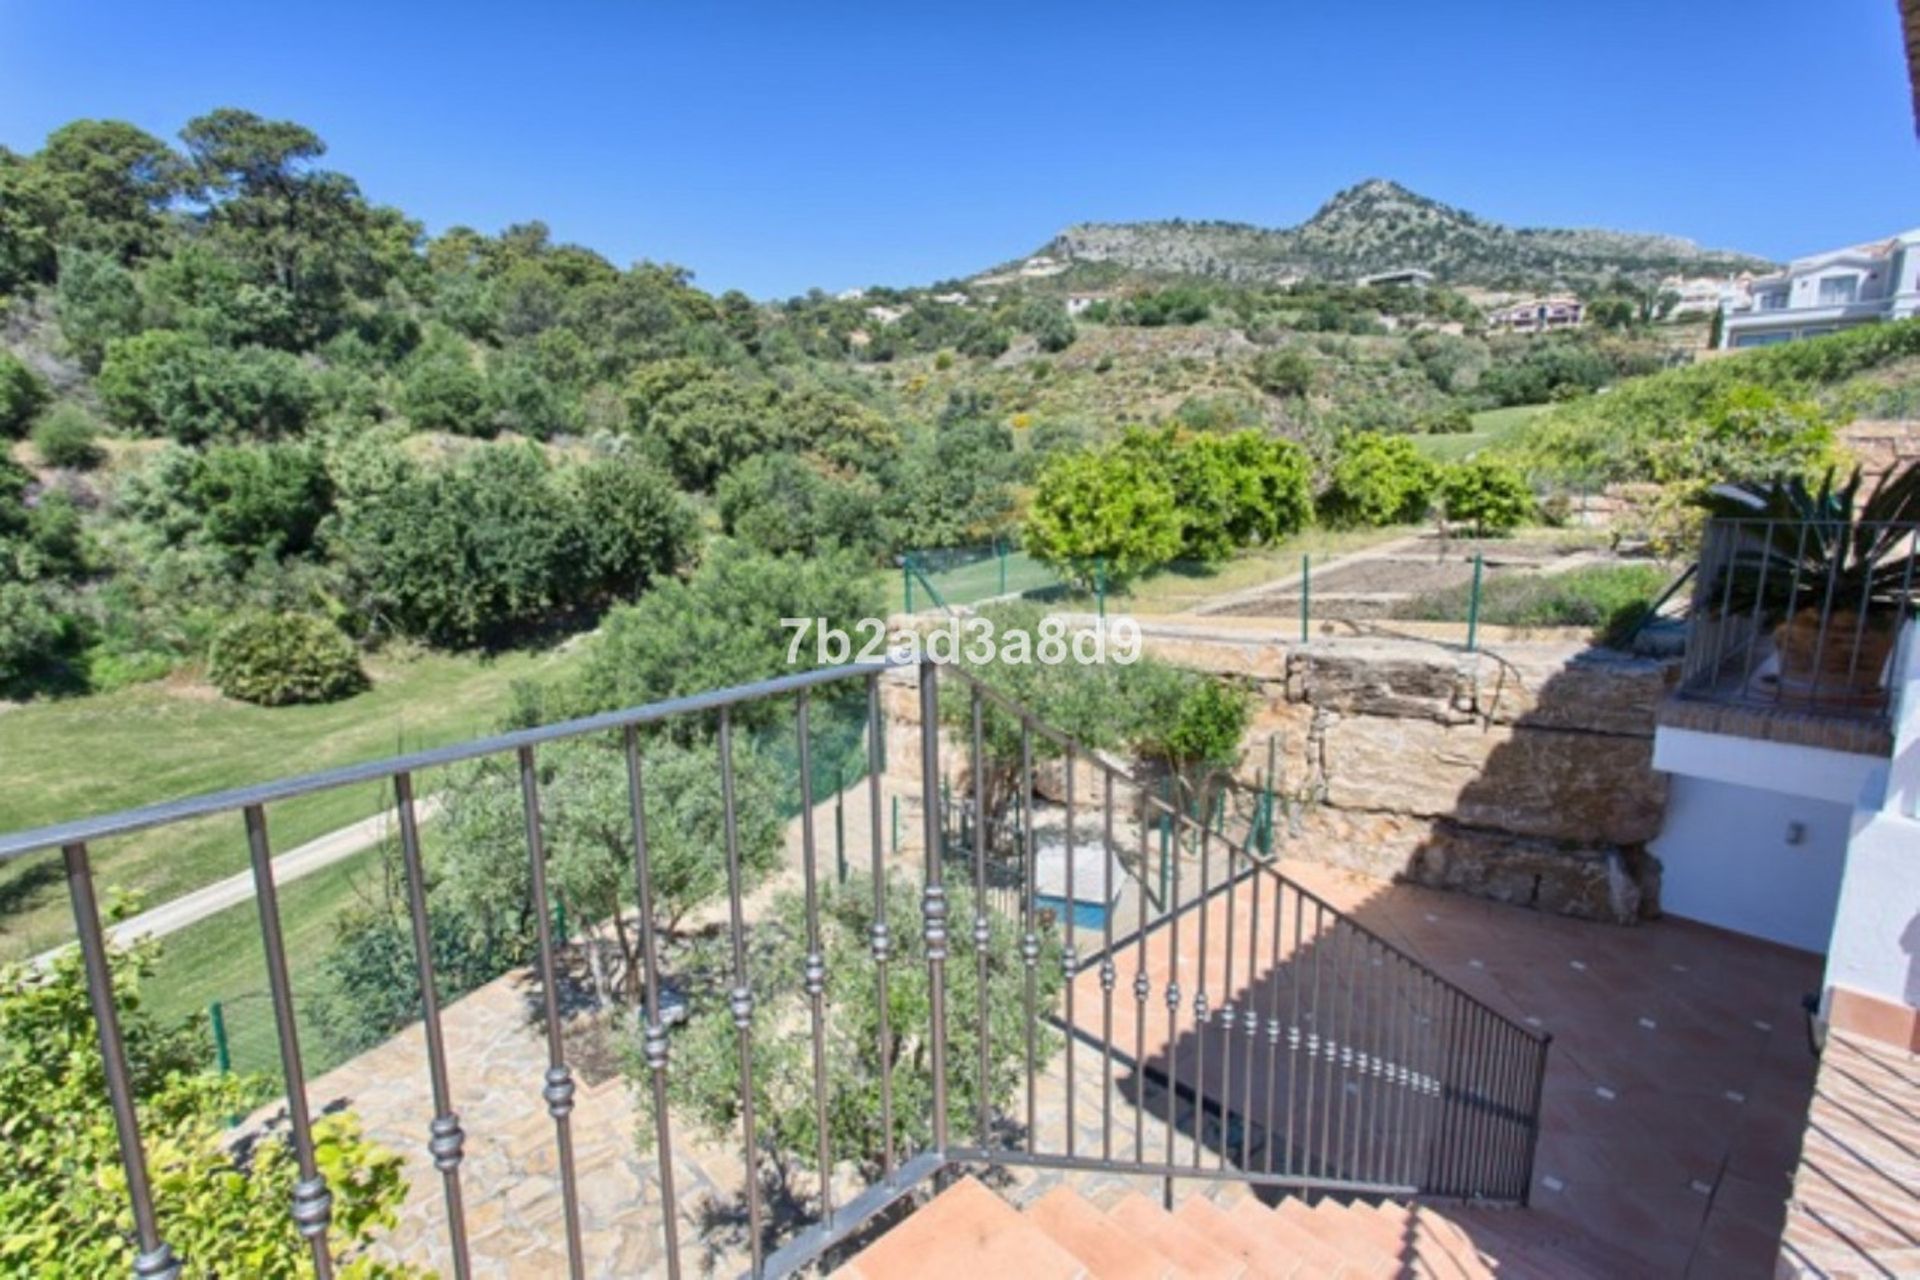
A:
[{"left": 1700, "top": 461, "right": 1920, "bottom": 622}]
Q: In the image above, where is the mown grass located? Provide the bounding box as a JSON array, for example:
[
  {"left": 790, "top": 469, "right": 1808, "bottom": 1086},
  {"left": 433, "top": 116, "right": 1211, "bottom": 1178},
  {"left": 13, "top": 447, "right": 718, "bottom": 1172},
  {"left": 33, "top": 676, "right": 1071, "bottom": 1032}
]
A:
[
  {"left": 0, "top": 644, "right": 590, "bottom": 963},
  {"left": 1411, "top": 403, "right": 1552, "bottom": 463},
  {"left": 1389, "top": 561, "right": 1672, "bottom": 644}
]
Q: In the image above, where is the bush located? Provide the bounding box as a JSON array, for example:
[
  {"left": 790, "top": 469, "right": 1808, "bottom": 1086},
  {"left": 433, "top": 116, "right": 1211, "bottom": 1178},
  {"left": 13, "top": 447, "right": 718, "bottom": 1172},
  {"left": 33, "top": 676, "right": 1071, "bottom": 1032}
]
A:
[
  {"left": 186, "top": 442, "right": 334, "bottom": 561},
  {"left": 1250, "top": 347, "right": 1314, "bottom": 398},
  {"left": 1439, "top": 459, "right": 1533, "bottom": 535},
  {"left": 0, "top": 580, "right": 85, "bottom": 696},
  {"left": 208, "top": 611, "right": 367, "bottom": 705},
  {"left": 1323, "top": 432, "right": 1439, "bottom": 526},
  {"left": 0, "top": 350, "right": 48, "bottom": 437},
  {"left": 30, "top": 403, "right": 103, "bottom": 468},
  {"left": 97, "top": 330, "right": 315, "bottom": 442},
  {"left": 400, "top": 341, "right": 492, "bottom": 434},
  {"left": 1025, "top": 446, "right": 1184, "bottom": 583},
  {"left": 1, "top": 937, "right": 417, "bottom": 1276}
]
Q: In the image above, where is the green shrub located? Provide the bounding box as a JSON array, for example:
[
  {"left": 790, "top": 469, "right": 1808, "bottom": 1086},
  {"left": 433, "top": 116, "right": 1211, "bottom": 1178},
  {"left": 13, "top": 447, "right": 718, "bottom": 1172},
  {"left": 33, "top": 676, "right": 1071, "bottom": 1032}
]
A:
[
  {"left": 0, "top": 350, "right": 48, "bottom": 437},
  {"left": 208, "top": 611, "right": 367, "bottom": 705},
  {"left": 1323, "top": 432, "right": 1439, "bottom": 526},
  {"left": 1250, "top": 347, "right": 1314, "bottom": 397},
  {"left": 0, "top": 580, "right": 85, "bottom": 696},
  {"left": 1511, "top": 320, "right": 1920, "bottom": 485},
  {"left": 1025, "top": 445, "right": 1184, "bottom": 582},
  {"left": 97, "top": 330, "right": 315, "bottom": 442},
  {"left": 1439, "top": 459, "right": 1533, "bottom": 534},
  {"left": 30, "top": 403, "right": 103, "bottom": 469}
]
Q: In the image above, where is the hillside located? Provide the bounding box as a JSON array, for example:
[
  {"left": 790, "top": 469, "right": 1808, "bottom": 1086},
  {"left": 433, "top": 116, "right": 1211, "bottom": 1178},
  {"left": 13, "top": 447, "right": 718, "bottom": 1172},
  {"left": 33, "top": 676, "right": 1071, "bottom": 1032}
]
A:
[{"left": 1016, "top": 179, "right": 1774, "bottom": 288}]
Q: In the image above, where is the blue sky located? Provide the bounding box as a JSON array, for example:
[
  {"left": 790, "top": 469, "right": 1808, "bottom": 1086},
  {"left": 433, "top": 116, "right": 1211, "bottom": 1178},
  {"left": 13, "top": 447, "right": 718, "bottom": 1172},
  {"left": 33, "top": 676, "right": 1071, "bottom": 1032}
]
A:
[{"left": 2, "top": 1, "right": 1914, "bottom": 298}]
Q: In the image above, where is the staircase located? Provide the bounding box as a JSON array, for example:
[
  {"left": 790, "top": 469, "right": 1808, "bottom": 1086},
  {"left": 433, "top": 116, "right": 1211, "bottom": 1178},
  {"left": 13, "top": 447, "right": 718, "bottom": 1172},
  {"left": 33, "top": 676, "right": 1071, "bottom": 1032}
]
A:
[{"left": 834, "top": 1176, "right": 1498, "bottom": 1279}]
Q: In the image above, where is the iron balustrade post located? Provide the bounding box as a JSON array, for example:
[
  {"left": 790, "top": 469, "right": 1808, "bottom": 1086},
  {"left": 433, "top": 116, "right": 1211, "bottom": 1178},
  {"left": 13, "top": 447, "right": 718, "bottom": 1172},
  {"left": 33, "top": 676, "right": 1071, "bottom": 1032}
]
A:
[
  {"left": 917, "top": 659, "right": 951, "bottom": 1159},
  {"left": 1238, "top": 864, "right": 1262, "bottom": 1171},
  {"left": 1216, "top": 842, "right": 1238, "bottom": 1173},
  {"left": 969, "top": 690, "right": 991, "bottom": 1147},
  {"left": 64, "top": 841, "right": 183, "bottom": 1280},
  {"left": 515, "top": 751, "right": 587, "bottom": 1280},
  {"left": 864, "top": 674, "right": 896, "bottom": 1176},
  {"left": 393, "top": 772, "right": 472, "bottom": 1280},
  {"left": 1021, "top": 722, "right": 1040, "bottom": 1154},
  {"left": 1133, "top": 791, "right": 1152, "bottom": 1163},
  {"left": 796, "top": 693, "right": 836, "bottom": 1225},
  {"left": 244, "top": 805, "right": 336, "bottom": 1280},
  {"left": 1162, "top": 809, "right": 1184, "bottom": 1196},
  {"left": 714, "top": 714, "right": 764, "bottom": 1273},
  {"left": 622, "top": 728, "right": 683, "bottom": 1280},
  {"left": 1191, "top": 815, "right": 1212, "bottom": 1169},
  {"left": 1521, "top": 1034, "right": 1552, "bottom": 1205},
  {"left": 1100, "top": 771, "right": 1117, "bottom": 1163},
  {"left": 1062, "top": 744, "right": 1077, "bottom": 1160}
]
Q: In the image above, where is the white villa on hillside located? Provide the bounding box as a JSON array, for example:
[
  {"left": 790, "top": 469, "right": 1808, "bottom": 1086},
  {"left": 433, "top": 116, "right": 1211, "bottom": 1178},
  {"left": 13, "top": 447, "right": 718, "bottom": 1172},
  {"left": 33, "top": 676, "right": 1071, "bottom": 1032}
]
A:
[
  {"left": 1719, "top": 228, "right": 1920, "bottom": 348},
  {"left": 1486, "top": 295, "right": 1583, "bottom": 333}
]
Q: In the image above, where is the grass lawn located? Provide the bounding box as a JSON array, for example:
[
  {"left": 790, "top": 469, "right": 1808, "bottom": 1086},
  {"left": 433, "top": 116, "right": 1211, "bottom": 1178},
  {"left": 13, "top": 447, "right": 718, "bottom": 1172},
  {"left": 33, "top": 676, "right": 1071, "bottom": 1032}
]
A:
[
  {"left": 1413, "top": 403, "right": 1552, "bottom": 463},
  {"left": 142, "top": 844, "right": 383, "bottom": 1078},
  {"left": 1100, "top": 526, "right": 1419, "bottom": 615},
  {"left": 0, "top": 643, "right": 590, "bottom": 963}
]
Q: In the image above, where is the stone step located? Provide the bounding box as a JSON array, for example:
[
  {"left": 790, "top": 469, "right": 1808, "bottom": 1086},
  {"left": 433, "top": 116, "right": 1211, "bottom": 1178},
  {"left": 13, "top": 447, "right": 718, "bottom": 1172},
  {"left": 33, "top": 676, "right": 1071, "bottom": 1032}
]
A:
[
  {"left": 1026, "top": 1185, "right": 1179, "bottom": 1280},
  {"left": 1108, "top": 1191, "right": 1249, "bottom": 1278},
  {"left": 833, "top": 1176, "right": 1084, "bottom": 1280}
]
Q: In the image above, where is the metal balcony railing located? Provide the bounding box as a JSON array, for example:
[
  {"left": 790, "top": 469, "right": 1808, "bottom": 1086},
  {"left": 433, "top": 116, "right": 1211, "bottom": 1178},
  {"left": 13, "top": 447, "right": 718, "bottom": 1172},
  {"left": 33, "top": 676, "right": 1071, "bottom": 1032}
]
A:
[
  {"left": 2, "top": 657, "right": 1550, "bottom": 1279},
  {"left": 1676, "top": 518, "right": 1920, "bottom": 729}
]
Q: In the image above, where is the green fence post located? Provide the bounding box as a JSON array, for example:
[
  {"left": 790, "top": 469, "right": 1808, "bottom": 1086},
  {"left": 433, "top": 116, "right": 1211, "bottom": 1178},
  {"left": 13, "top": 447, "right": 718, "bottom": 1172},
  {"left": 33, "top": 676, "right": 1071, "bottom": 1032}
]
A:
[
  {"left": 554, "top": 899, "right": 568, "bottom": 943},
  {"left": 1466, "top": 552, "right": 1484, "bottom": 653},
  {"left": 904, "top": 559, "right": 914, "bottom": 614},
  {"left": 1096, "top": 557, "right": 1107, "bottom": 620},
  {"left": 1300, "top": 553, "right": 1311, "bottom": 643},
  {"left": 209, "top": 1001, "right": 231, "bottom": 1075},
  {"left": 998, "top": 542, "right": 1008, "bottom": 596},
  {"left": 892, "top": 794, "right": 900, "bottom": 854}
]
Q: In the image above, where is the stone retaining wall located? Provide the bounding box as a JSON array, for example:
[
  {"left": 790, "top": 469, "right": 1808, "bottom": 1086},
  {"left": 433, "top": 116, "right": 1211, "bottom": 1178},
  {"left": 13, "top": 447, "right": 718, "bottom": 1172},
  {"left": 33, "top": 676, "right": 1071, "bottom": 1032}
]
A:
[{"left": 884, "top": 624, "right": 1679, "bottom": 924}]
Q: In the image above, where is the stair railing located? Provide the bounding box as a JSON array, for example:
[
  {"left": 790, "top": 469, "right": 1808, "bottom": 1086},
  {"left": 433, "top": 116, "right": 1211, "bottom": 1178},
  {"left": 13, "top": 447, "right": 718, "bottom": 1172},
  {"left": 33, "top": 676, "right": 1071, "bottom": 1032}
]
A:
[{"left": 1, "top": 654, "right": 1548, "bottom": 1280}]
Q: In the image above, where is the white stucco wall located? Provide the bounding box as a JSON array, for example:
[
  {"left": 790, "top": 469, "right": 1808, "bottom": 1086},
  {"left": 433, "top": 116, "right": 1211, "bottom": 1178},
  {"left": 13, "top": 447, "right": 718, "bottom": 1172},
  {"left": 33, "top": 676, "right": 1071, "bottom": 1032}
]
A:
[
  {"left": 1826, "top": 804, "right": 1920, "bottom": 1009},
  {"left": 1652, "top": 774, "right": 1853, "bottom": 952}
]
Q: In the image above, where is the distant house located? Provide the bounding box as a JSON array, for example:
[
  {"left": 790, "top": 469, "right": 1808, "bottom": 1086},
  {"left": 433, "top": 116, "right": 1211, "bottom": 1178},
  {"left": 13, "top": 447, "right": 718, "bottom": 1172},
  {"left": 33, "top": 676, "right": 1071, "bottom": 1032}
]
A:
[
  {"left": 1662, "top": 274, "right": 1744, "bottom": 319},
  {"left": 1356, "top": 268, "right": 1434, "bottom": 289},
  {"left": 929, "top": 292, "right": 970, "bottom": 306},
  {"left": 1719, "top": 229, "right": 1920, "bottom": 349},
  {"left": 1065, "top": 292, "right": 1113, "bottom": 317},
  {"left": 1486, "top": 296, "right": 1583, "bottom": 333},
  {"left": 865, "top": 304, "right": 909, "bottom": 326}
]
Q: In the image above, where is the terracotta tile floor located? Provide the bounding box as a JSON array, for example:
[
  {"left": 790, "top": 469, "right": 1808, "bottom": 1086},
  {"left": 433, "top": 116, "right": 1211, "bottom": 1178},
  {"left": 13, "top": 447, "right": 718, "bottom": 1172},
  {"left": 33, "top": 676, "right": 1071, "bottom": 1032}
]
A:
[
  {"left": 1067, "top": 858, "right": 1827, "bottom": 1277},
  {"left": 1776, "top": 1031, "right": 1920, "bottom": 1277}
]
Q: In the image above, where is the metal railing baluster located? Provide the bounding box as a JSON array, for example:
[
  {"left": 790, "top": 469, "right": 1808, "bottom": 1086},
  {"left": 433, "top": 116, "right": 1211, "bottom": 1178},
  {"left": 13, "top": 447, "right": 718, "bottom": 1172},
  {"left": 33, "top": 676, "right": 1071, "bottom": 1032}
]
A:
[
  {"left": 712, "top": 716, "right": 763, "bottom": 1273},
  {"left": 1161, "top": 809, "right": 1183, "bottom": 1206},
  {"left": 1021, "top": 722, "right": 1039, "bottom": 1154},
  {"left": 65, "top": 840, "right": 183, "bottom": 1280},
  {"left": 796, "top": 694, "right": 836, "bottom": 1228},
  {"left": 515, "top": 752, "right": 586, "bottom": 1279},
  {"left": 622, "top": 729, "right": 682, "bottom": 1280},
  {"left": 1216, "top": 841, "right": 1238, "bottom": 1173},
  {"left": 916, "top": 661, "right": 950, "bottom": 1159},
  {"left": 244, "top": 805, "right": 336, "bottom": 1280},
  {"left": 1191, "top": 812, "right": 1211, "bottom": 1169},
  {"left": 970, "top": 690, "right": 991, "bottom": 1147},
  {"left": 393, "top": 773, "right": 471, "bottom": 1280},
  {"left": 1062, "top": 744, "right": 1077, "bottom": 1160},
  {"left": 1100, "top": 770, "right": 1117, "bottom": 1163},
  {"left": 1239, "top": 864, "right": 1261, "bottom": 1171},
  {"left": 864, "top": 674, "right": 895, "bottom": 1177}
]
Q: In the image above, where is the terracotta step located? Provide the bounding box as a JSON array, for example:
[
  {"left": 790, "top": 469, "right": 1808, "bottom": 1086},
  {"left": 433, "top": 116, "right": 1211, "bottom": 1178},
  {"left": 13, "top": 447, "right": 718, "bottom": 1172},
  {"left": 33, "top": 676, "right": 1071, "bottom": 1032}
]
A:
[
  {"left": 1108, "top": 1191, "right": 1248, "bottom": 1279},
  {"left": 1272, "top": 1198, "right": 1399, "bottom": 1275},
  {"left": 1360, "top": 1203, "right": 1483, "bottom": 1280},
  {"left": 1025, "top": 1185, "right": 1178, "bottom": 1280},
  {"left": 1381, "top": 1205, "right": 1493, "bottom": 1280},
  {"left": 834, "top": 1176, "right": 1084, "bottom": 1280},
  {"left": 1173, "top": 1193, "right": 1325, "bottom": 1279},
  {"left": 1224, "top": 1196, "right": 1362, "bottom": 1278}
]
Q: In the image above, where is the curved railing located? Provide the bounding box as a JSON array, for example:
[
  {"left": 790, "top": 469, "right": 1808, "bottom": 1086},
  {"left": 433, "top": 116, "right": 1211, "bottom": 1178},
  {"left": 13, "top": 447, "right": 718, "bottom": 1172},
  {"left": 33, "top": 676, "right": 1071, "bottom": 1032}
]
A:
[{"left": 2, "top": 655, "right": 1548, "bottom": 1280}]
